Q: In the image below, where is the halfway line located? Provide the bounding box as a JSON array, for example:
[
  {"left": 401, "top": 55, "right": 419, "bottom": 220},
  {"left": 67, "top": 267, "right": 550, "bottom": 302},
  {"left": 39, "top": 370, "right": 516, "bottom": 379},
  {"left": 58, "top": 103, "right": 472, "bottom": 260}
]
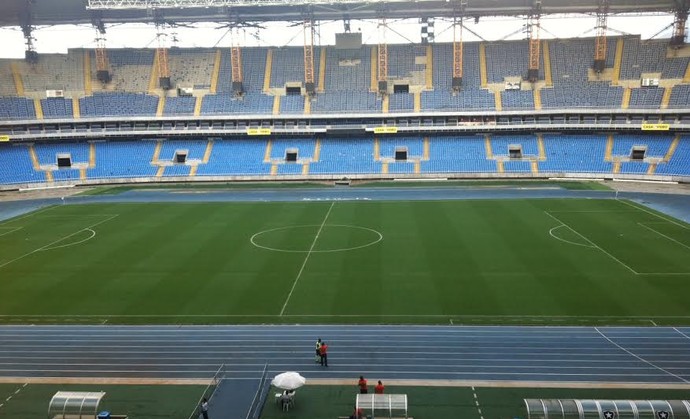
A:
[{"left": 279, "top": 202, "right": 335, "bottom": 316}]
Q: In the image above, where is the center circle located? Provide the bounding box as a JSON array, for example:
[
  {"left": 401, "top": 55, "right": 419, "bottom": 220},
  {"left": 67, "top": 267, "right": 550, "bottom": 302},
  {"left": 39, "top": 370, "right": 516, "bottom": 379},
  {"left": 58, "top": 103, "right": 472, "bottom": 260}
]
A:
[{"left": 250, "top": 224, "right": 383, "bottom": 253}]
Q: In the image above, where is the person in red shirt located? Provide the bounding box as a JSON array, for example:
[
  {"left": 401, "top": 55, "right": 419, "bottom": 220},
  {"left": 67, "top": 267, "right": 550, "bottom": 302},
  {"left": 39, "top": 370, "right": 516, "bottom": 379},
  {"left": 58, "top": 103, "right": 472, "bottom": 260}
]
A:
[
  {"left": 320, "top": 341, "right": 328, "bottom": 367},
  {"left": 375, "top": 380, "right": 384, "bottom": 394},
  {"left": 358, "top": 376, "right": 368, "bottom": 394}
]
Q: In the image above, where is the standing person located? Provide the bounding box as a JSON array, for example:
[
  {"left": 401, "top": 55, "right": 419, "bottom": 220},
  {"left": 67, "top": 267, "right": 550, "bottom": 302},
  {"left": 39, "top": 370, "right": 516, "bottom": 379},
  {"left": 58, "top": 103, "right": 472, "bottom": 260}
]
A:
[
  {"left": 320, "top": 340, "right": 328, "bottom": 367},
  {"left": 315, "top": 338, "right": 322, "bottom": 363},
  {"left": 200, "top": 397, "right": 209, "bottom": 419},
  {"left": 358, "top": 376, "right": 368, "bottom": 394},
  {"left": 375, "top": 380, "right": 385, "bottom": 394}
]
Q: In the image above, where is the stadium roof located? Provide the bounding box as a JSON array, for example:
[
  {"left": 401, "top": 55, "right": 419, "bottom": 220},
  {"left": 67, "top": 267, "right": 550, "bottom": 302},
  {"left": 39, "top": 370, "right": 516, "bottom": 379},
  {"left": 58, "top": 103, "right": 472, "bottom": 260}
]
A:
[{"left": 0, "top": 0, "right": 684, "bottom": 28}]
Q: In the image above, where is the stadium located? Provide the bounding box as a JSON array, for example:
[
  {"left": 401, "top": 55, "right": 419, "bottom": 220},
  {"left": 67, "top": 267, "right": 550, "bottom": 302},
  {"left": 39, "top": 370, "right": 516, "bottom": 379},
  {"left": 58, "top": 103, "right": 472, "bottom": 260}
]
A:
[{"left": 0, "top": 0, "right": 690, "bottom": 418}]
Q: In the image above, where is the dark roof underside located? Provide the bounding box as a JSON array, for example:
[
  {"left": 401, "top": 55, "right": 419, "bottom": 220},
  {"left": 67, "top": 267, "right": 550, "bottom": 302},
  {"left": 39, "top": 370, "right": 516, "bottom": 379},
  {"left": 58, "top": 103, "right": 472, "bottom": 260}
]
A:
[{"left": 0, "top": 0, "right": 684, "bottom": 28}]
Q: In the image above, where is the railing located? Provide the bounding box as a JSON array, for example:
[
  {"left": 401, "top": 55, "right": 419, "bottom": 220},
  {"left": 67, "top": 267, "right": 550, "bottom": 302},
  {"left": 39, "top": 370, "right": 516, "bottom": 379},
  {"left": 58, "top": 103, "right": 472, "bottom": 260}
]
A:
[
  {"left": 187, "top": 363, "right": 225, "bottom": 419},
  {"left": 245, "top": 363, "right": 270, "bottom": 419}
]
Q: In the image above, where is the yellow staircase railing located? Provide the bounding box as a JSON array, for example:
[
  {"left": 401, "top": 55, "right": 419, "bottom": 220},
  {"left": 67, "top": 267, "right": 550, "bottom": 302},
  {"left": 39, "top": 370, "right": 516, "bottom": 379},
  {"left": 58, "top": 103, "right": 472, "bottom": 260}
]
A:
[
  {"left": 664, "top": 135, "right": 680, "bottom": 162},
  {"left": 542, "top": 40, "right": 553, "bottom": 86},
  {"left": 496, "top": 160, "right": 504, "bottom": 174},
  {"left": 494, "top": 91, "right": 502, "bottom": 111},
  {"left": 533, "top": 89, "right": 542, "bottom": 110},
  {"left": 79, "top": 168, "right": 87, "bottom": 181},
  {"left": 10, "top": 63, "right": 24, "bottom": 96},
  {"left": 479, "top": 43, "right": 488, "bottom": 88},
  {"left": 425, "top": 45, "right": 433, "bottom": 89},
  {"left": 302, "top": 163, "right": 310, "bottom": 175},
  {"left": 270, "top": 164, "right": 278, "bottom": 175},
  {"left": 28, "top": 145, "right": 40, "bottom": 170},
  {"left": 156, "top": 95, "right": 166, "bottom": 117},
  {"left": 33, "top": 99, "right": 44, "bottom": 120},
  {"left": 72, "top": 97, "right": 81, "bottom": 119},
  {"left": 537, "top": 134, "right": 546, "bottom": 160},
  {"left": 621, "top": 88, "right": 631, "bottom": 110},
  {"left": 414, "top": 160, "right": 421, "bottom": 174},
  {"left": 203, "top": 140, "right": 214, "bottom": 164},
  {"left": 272, "top": 95, "right": 281, "bottom": 115},
  {"left": 484, "top": 134, "right": 493, "bottom": 159},
  {"left": 382, "top": 94, "right": 389, "bottom": 113},
  {"left": 414, "top": 92, "right": 421, "bottom": 112},
  {"left": 45, "top": 171, "right": 54, "bottom": 183},
  {"left": 210, "top": 49, "right": 222, "bottom": 94},
  {"left": 530, "top": 160, "right": 539, "bottom": 174},
  {"left": 423, "top": 137, "right": 430, "bottom": 161},
  {"left": 89, "top": 142, "right": 96, "bottom": 168},
  {"left": 263, "top": 49, "right": 273, "bottom": 93},
  {"left": 148, "top": 52, "right": 160, "bottom": 94},
  {"left": 370, "top": 46, "right": 377, "bottom": 92},
  {"left": 684, "top": 62, "right": 690, "bottom": 83},
  {"left": 189, "top": 166, "right": 198, "bottom": 177},
  {"left": 313, "top": 139, "right": 321, "bottom": 162},
  {"left": 646, "top": 163, "right": 657, "bottom": 175},
  {"left": 381, "top": 162, "right": 389, "bottom": 174},
  {"left": 152, "top": 140, "right": 163, "bottom": 163},
  {"left": 611, "top": 38, "right": 624, "bottom": 86},
  {"left": 374, "top": 137, "right": 380, "bottom": 161},
  {"left": 304, "top": 96, "right": 311, "bottom": 114},
  {"left": 83, "top": 51, "right": 92, "bottom": 95},
  {"left": 194, "top": 96, "right": 203, "bottom": 117},
  {"left": 605, "top": 135, "right": 614, "bottom": 161},
  {"left": 661, "top": 87, "right": 673, "bottom": 109},
  {"left": 263, "top": 140, "right": 273, "bottom": 163},
  {"left": 612, "top": 160, "right": 621, "bottom": 174},
  {"left": 318, "top": 47, "right": 327, "bottom": 92},
  {"left": 156, "top": 166, "right": 165, "bottom": 177}
]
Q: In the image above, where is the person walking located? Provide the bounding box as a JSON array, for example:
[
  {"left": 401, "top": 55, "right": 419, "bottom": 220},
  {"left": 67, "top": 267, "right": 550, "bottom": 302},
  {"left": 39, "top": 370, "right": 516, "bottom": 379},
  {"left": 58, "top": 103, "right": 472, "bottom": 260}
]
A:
[
  {"left": 200, "top": 397, "right": 209, "bottom": 419},
  {"left": 375, "top": 380, "right": 385, "bottom": 394},
  {"left": 358, "top": 376, "right": 368, "bottom": 394},
  {"left": 320, "top": 341, "right": 328, "bottom": 367},
  {"left": 315, "top": 338, "right": 322, "bottom": 363}
]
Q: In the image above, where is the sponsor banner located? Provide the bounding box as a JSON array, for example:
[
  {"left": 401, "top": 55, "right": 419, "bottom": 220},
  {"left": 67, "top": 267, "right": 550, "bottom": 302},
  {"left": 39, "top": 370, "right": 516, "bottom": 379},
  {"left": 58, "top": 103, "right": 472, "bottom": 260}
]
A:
[
  {"left": 373, "top": 126, "right": 398, "bottom": 134},
  {"left": 246, "top": 128, "right": 272, "bottom": 136},
  {"left": 641, "top": 123, "right": 670, "bottom": 131}
]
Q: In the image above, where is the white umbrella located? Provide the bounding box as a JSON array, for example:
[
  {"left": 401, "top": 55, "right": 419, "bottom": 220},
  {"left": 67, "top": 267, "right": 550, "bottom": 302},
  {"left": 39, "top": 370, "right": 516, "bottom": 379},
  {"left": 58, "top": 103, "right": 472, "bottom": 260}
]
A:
[{"left": 271, "top": 371, "right": 306, "bottom": 390}]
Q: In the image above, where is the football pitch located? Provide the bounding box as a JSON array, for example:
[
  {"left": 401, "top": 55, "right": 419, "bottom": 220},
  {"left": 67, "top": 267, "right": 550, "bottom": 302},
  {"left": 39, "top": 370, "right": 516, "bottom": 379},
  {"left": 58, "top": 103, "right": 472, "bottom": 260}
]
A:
[{"left": 0, "top": 198, "right": 689, "bottom": 325}]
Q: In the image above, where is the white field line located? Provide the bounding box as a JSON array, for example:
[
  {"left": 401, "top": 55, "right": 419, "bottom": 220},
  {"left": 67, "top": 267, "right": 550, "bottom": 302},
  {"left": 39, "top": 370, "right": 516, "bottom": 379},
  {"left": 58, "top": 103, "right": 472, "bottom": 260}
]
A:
[
  {"left": 0, "top": 227, "right": 23, "bottom": 238},
  {"left": 0, "top": 383, "right": 27, "bottom": 410},
  {"left": 279, "top": 202, "right": 335, "bottom": 316},
  {"left": 0, "top": 215, "right": 118, "bottom": 270},
  {"left": 638, "top": 222, "right": 690, "bottom": 252},
  {"left": 471, "top": 386, "right": 485, "bottom": 419},
  {"left": 617, "top": 199, "right": 690, "bottom": 230},
  {"left": 544, "top": 211, "right": 638, "bottom": 274},
  {"left": 594, "top": 327, "right": 690, "bottom": 384},
  {"left": 40, "top": 229, "right": 96, "bottom": 251},
  {"left": 548, "top": 225, "right": 595, "bottom": 248}
]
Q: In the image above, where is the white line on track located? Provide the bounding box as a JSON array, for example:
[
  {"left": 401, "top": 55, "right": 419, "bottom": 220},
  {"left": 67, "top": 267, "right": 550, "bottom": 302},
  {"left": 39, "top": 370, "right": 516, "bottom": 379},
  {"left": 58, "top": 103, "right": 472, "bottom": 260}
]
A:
[
  {"left": 544, "top": 211, "right": 638, "bottom": 274},
  {"left": 594, "top": 327, "right": 689, "bottom": 384},
  {"left": 0, "top": 214, "right": 118, "bottom": 270},
  {"left": 673, "top": 328, "right": 690, "bottom": 341},
  {"left": 0, "top": 227, "right": 23, "bottom": 238},
  {"left": 279, "top": 202, "right": 334, "bottom": 316},
  {"left": 0, "top": 205, "right": 56, "bottom": 226}
]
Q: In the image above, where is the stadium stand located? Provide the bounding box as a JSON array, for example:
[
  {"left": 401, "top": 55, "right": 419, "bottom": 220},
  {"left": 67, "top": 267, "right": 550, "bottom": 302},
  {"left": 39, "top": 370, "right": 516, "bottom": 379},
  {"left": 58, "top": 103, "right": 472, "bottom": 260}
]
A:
[
  {"left": 628, "top": 87, "right": 664, "bottom": 109},
  {"left": 1, "top": 134, "right": 690, "bottom": 185},
  {"left": 485, "top": 40, "right": 544, "bottom": 83},
  {"left": 17, "top": 52, "right": 85, "bottom": 93},
  {"left": 96, "top": 49, "right": 154, "bottom": 93},
  {"left": 41, "top": 98, "right": 74, "bottom": 119},
  {"left": 167, "top": 49, "right": 215, "bottom": 90},
  {"left": 217, "top": 47, "right": 266, "bottom": 93},
  {"left": 80, "top": 92, "right": 159, "bottom": 117},
  {"left": 619, "top": 37, "right": 689, "bottom": 80},
  {"left": 163, "top": 96, "right": 196, "bottom": 116},
  {"left": 0, "top": 61, "right": 17, "bottom": 97},
  {"left": 200, "top": 92, "right": 273, "bottom": 114},
  {"left": 0, "top": 97, "right": 36, "bottom": 119}
]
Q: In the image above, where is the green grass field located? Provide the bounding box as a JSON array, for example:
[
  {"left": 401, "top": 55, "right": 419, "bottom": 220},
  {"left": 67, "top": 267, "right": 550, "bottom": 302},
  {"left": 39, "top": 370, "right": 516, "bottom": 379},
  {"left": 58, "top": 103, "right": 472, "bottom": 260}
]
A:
[
  {"left": 0, "top": 383, "right": 204, "bottom": 418},
  {"left": 260, "top": 385, "right": 690, "bottom": 419},
  {"left": 0, "top": 198, "right": 689, "bottom": 325}
]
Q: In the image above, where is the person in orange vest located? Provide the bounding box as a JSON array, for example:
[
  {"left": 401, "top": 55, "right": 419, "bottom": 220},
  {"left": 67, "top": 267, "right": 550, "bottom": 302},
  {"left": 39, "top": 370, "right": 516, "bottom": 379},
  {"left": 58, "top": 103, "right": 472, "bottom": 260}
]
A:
[
  {"left": 320, "top": 341, "right": 328, "bottom": 367},
  {"left": 358, "top": 376, "right": 368, "bottom": 394},
  {"left": 374, "top": 380, "right": 384, "bottom": 394}
]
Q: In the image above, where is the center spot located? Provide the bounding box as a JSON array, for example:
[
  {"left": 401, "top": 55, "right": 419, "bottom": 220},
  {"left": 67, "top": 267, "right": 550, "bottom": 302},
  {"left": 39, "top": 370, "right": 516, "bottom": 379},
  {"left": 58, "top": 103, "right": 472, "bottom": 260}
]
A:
[{"left": 250, "top": 224, "right": 383, "bottom": 253}]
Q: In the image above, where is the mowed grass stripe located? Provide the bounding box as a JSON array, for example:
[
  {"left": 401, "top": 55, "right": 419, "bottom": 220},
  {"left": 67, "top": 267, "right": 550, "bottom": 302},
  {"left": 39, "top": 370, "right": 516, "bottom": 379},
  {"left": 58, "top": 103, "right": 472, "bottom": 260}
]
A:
[{"left": 0, "top": 199, "right": 688, "bottom": 324}]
